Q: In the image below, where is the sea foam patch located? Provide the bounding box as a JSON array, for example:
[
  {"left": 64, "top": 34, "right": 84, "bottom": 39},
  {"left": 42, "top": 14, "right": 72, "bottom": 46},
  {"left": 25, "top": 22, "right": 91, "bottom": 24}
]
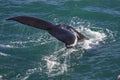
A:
[
  {"left": 0, "top": 52, "right": 10, "bottom": 57},
  {"left": 0, "top": 75, "right": 3, "bottom": 80},
  {"left": 77, "top": 27, "right": 107, "bottom": 49},
  {"left": 42, "top": 47, "right": 81, "bottom": 77}
]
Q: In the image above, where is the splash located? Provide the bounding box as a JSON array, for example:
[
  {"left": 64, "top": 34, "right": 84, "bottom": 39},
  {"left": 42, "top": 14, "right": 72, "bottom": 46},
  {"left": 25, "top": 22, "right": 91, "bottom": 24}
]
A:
[
  {"left": 42, "top": 25, "right": 108, "bottom": 76},
  {"left": 53, "top": 17, "right": 110, "bottom": 49},
  {"left": 43, "top": 48, "right": 66, "bottom": 77},
  {"left": 41, "top": 20, "right": 113, "bottom": 76},
  {"left": 77, "top": 26, "right": 107, "bottom": 49},
  {"left": 43, "top": 47, "right": 81, "bottom": 77}
]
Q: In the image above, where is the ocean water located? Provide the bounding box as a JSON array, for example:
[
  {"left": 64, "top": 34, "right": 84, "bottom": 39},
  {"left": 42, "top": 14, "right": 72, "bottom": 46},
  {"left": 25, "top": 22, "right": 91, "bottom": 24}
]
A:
[{"left": 0, "top": 0, "right": 120, "bottom": 80}]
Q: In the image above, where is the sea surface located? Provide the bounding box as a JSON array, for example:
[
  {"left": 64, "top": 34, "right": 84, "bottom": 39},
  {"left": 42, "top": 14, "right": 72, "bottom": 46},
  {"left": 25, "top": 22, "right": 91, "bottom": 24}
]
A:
[{"left": 0, "top": 0, "right": 120, "bottom": 80}]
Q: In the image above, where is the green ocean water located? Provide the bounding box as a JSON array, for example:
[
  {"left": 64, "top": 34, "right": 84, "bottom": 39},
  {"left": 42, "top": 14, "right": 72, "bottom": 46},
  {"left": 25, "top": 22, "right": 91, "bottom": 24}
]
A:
[{"left": 0, "top": 0, "right": 120, "bottom": 80}]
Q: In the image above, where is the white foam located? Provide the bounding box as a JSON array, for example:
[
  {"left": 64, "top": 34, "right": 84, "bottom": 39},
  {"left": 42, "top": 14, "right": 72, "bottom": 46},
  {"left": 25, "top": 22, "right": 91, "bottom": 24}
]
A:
[
  {"left": 22, "top": 68, "right": 37, "bottom": 80},
  {"left": 0, "top": 44, "right": 14, "bottom": 48},
  {"left": 43, "top": 48, "right": 65, "bottom": 76},
  {"left": 43, "top": 47, "right": 80, "bottom": 77},
  {"left": 0, "top": 52, "right": 10, "bottom": 57},
  {"left": 0, "top": 75, "right": 3, "bottom": 80},
  {"left": 16, "top": 67, "right": 42, "bottom": 80},
  {"left": 77, "top": 27, "right": 106, "bottom": 49}
]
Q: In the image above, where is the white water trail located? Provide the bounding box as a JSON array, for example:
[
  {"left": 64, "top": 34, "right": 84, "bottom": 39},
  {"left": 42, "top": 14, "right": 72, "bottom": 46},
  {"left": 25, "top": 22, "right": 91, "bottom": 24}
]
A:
[
  {"left": 15, "top": 67, "right": 42, "bottom": 80},
  {"left": 43, "top": 47, "right": 81, "bottom": 77}
]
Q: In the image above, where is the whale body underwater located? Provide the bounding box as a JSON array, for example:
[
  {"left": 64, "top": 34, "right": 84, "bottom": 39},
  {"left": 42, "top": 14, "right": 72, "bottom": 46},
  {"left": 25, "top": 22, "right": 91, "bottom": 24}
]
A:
[{"left": 7, "top": 16, "right": 89, "bottom": 48}]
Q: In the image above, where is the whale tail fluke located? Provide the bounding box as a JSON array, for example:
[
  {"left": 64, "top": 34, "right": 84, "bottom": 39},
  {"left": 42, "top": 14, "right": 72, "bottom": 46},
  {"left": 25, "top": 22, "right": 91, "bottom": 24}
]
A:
[
  {"left": 7, "top": 16, "right": 89, "bottom": 48},
  {"left": 6, "top": 16, "right": 55, "bottom": 30}
]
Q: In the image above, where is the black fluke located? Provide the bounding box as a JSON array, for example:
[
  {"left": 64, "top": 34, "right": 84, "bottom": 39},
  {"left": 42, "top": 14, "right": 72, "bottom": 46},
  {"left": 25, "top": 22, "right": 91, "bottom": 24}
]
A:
[{"left": 7, "top": 16, "right": 88, "bottom": 48}]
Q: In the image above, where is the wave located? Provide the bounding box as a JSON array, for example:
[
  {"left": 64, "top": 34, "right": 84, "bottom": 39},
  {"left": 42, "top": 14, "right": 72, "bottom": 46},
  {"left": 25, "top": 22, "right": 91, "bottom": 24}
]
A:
[
  {"left": 0, "top": 32, "right": 54, "bottom": 48},
  {"left": 82, "top": 6, "right": 120, "bottom": 16},
  {"left": 0, "top": 52, "right": 10, "bottom": 57},
  {"left": 5, "top": 0, "right": 69, "bottom": 5}
]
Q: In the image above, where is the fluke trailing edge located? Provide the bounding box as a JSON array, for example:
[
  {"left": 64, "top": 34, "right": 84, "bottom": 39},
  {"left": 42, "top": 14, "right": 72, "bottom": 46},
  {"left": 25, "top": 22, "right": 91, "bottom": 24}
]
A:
[{"left": 7, "top": 16, "right": 88, "bottom": 48}]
